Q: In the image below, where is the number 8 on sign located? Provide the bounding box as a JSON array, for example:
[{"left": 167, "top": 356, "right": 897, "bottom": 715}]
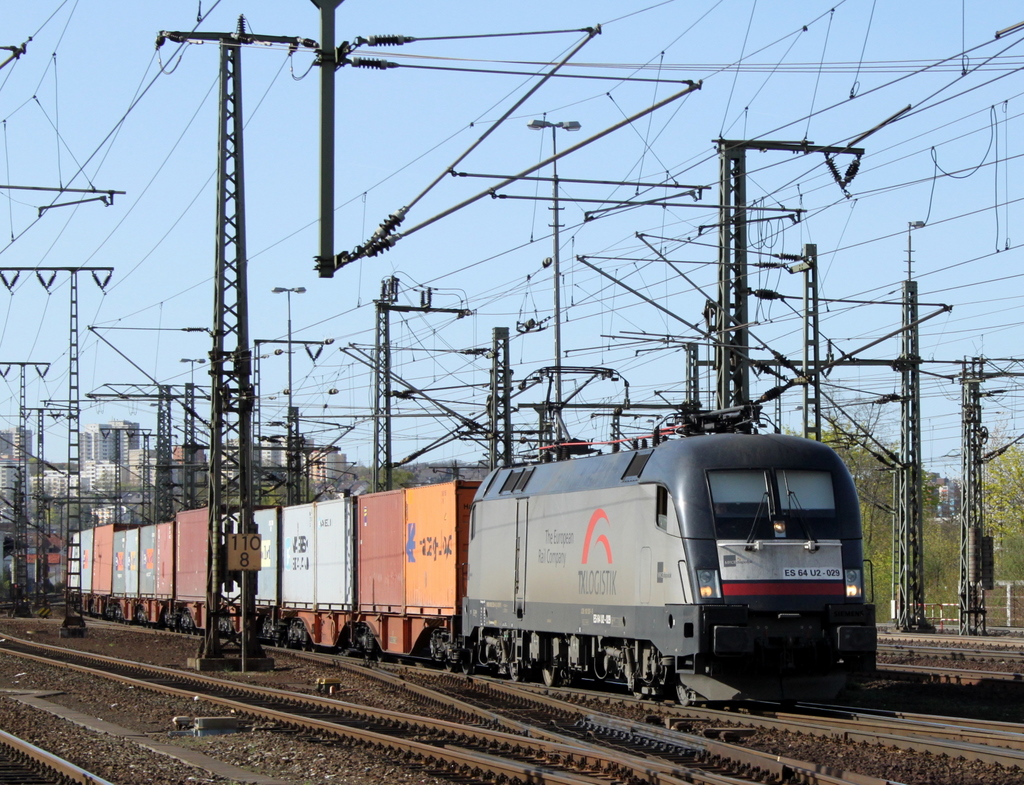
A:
[{"left": 227, "top": 533, "right": 262, "bottom": 571}]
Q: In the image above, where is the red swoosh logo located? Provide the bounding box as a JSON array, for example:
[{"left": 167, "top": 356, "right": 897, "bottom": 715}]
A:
[{"left": 582, "top": 509, "right": 613, "bottom": 564}]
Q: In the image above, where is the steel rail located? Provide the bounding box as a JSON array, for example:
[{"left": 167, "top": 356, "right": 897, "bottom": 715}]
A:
[
  {"left": 278, "top": 649, "right": 896, "bottom": 785},
  {"left": 0, "top": 727, "right": 116, "bottom": 785},
  {"left": 367, "top": 655, "right": 1024, "bottom": 774},
  {"left": 879, "top": 642, "right": 1024, "bottom": 662},
  {"left": 0, "top": 635, "right": 705, "bottom": 785},
  {"left": 876, "top": 662, "right": 1024, "bottom": 685}
]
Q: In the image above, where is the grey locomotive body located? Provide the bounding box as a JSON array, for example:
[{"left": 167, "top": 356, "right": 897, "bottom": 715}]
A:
[{"left": 463, "top": 432, "right": 876, "bottom": 703}]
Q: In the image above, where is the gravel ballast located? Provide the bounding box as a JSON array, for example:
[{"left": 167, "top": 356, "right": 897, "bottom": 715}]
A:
[{"left": 1, "top": 618, "right": 1023, "bottom": 785}]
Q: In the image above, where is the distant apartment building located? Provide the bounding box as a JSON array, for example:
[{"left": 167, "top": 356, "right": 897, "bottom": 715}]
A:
[
  {"left": 80, "top": 420, "right": 141, "bottom": 464},
  {"left": 0, "top": 427, "right": 33, "bottom": 461},
  {"left": 40, "top": 469, "right": 69, "bottom": 498},
  {"left": 79, "top": 461, "right": 122, "bottom": 493},
  {"left": 933, "top": 474, "right": 961, "bottom": 520},
  {"left": 308, "top": 448, "right": 350, "bottom": 487}
]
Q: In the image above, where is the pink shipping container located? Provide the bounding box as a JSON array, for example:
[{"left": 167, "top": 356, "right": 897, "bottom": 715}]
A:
[
  {"left": 403, "top": 481, "right": 478, "bottom": 615},
  {"left": 175, "top": 508, "right": 209, "bottom": 602},
  {"left": 156, "top": 521, "right": 175, "bottom": 598},
  {"left": 91, "top": 524, "right": 116, "bottom": 595},
  {"left": 356, "top": 490, "right": 405, "bottom": 613}
]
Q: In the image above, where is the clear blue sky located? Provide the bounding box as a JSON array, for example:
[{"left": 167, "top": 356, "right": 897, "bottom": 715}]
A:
[{"left": 3, "top": 1, "right": 1024, "bottom": 478}]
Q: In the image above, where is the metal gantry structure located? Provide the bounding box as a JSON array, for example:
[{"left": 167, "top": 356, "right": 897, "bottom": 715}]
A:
[
  {"left": 157, "top": 14, "right": 325, "bottom": 669},
  {"left": 957, "top": 358, "right": 1024, "bottom": 635},
  {"left": 487, "top": 327, "right": 513, "bottom": 470},
  {"left": 0, "top": 266, "right": 111, "bottom": 629},
  {"left": 959, "top": 357, "right": 989, "bottom": 635},
  {"left": 159, "top": 18, "right": 267, "bottom": 667},
  {"left": 714, "top": 139, "right": 861, "bottom": 410},
  {"left": 892, "top": 276, "right": 929, "bottom": 630},
  {"left": 253, "top": 337, "right": 329, "bottom": 506},
  {"left": 87, "top": 385, "right": 176, "bottom": 525},
  {"left": 202, "top": 20, "right": 260, "bottom": 667},
  {"left": 372, "top": 277, "right": 471, "bottom": 491},
  {"left": 0, "top": 361, "right": 49, "bottom": 616}
]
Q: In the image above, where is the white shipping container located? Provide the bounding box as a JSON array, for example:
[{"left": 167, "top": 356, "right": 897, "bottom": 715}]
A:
[
  {"left": 280, "top": 503, "right": 315, "bottom": 609},
  {"left": 254, "top": 507, "right": 279, "bottom": 606},
  {"left": 112, "top": 530, "right": 128, "bottom": 596},
  {"left": 312, "top": 498, "right": 354, "bottom": 611},
  {"left": 138, "top": 525, "right": 157, "bottom": 596},
  {"left": 124, "top": 527, "right": 140, "bottom": 598},
  {"left": 80, "top": 527, "right": 94, "bottom": 594}
]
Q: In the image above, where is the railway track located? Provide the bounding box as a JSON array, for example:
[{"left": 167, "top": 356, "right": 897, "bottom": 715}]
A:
[
  {"left": 0, "top": 726, "right": 115, "bottom": 785},
  {"left": 0, "top": 630, "right": 887, "bottom": 785},
  {"left": 17, "top": 619, "right": 1024, "bottom": 783},
  {"left": 879, "top": 641, "right": 1024, "bottom": 665},
  {"left": 273, "top": 644, "right": 1024, "bottom": 776},
  {"left": 876, "top": 637, "right": 1024, "bottom": 685}
]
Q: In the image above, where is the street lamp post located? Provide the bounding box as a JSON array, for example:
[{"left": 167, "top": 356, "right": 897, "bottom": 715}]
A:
[
  {"left": 906, "top": 220, "right": 925, "bottom": 279},
  {"left": 271, "top": 287, "right": 306, "bottom": 505},
  {"left": 179, "top": 357, "right": 206, "bottom": 384},
  {"left": 527, "top": 118, "right": 580, "bottom": 432}
]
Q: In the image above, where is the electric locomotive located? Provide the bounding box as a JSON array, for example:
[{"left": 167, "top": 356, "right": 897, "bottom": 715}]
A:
[{"left": 462, "top": 415, "right": 876, "bottom": 703}]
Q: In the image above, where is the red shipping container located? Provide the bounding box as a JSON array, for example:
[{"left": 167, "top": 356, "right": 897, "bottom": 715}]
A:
[
  {"left": 356, "top": 490, "right": 405, "bottom": 613},
  {"left": 404, "top": 481, "right": 477, "bottom": 615},
  {"left": 175, "top": 508, "right": 209, "bottom": 602},
  {"left": 91, "top": 524, "right": 115, "bottom": 595},
  {"left": 156, "top": 521, "right": 175, "bottom": 598}
]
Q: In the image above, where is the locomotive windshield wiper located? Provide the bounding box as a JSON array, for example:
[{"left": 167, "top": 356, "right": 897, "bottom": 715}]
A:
[
  {"left": 785, "top": 491, "right": 819, "bottom": 552},
  {"left": 743, "top": 493, "right": 771, "bottom": 551}
]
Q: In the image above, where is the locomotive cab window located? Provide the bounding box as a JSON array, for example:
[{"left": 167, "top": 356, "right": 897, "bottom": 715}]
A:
[
  {"left": 707, "top": 470, "right": 770, "bottom": 540},
  {"left": 708, "top": 468, "right": 838, "bottom": 541},
  {"left": 656, "top": 486, "right": 669, "bottom": 530},
  {"left": 778, "top": 469, "right": 837, "bottom": 538}
]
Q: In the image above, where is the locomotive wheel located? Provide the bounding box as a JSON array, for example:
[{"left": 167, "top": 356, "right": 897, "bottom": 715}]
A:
[
  {"left": 541, "top": 664, "right": 563, "bottom": 688},
  {"left": 676, "top": 684, "right": 699, "bottom": 706},
  {"left": 507, "top": 659, "right": 524, "bottom": 682}
]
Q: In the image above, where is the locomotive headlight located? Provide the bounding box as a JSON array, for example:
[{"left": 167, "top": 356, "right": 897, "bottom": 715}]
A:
[
  {"left": 697, "top": 569, "right": 722, "bottom": 599},
  {"left": 773, "top": 520, "right": 786, "bottom": 537},
  {"left": 845, "top": 569, "right": 863, "bottom": 598}
]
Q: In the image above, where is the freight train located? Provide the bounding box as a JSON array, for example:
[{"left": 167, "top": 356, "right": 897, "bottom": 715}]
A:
[{"left": 70, "top": 425, "right": 876, "bottom": 703}]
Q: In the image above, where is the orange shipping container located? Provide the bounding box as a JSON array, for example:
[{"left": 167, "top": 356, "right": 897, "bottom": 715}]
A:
[{"left": 403, "top": 481, "right": 477, "bottom": 615}]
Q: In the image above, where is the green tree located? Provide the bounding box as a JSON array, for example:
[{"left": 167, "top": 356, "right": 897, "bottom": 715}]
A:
[
  {"left": 982, "top": 444, "right": 1024, "bottom": 537},
  {"left": 824, "top": 424, "right": 897, "bottom": 619},
  {"left": 982, "top": 443, "right": 1024, "bottom": 581}
]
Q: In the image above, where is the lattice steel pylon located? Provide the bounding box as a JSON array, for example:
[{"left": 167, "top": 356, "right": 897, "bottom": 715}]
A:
[
  {"left": 0, "top": 361, "right": 48, "bottom": 617},
  {"left": 87, "top": 384, "right": 176, "bottom": 524},
  {"left": 959, "top": 358, "right": 987, "bottom": 635},
  {"left": 894, "top": 278, "right": 929, "bottom": 631},
  {"left": 201, "top": 18, "right": 263, "bottom": 666},
  {"left": 0, "top": 266, "right": 111, "bottom": 631},
  {"left": 716, "top": 141, "right": 750, "bottom": 409},
  {"left": 488, "top": 327, "right": 512, "bottom": 470},
  {"left": 372, "top": 277, "right": 472, "bottom": 490}
]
